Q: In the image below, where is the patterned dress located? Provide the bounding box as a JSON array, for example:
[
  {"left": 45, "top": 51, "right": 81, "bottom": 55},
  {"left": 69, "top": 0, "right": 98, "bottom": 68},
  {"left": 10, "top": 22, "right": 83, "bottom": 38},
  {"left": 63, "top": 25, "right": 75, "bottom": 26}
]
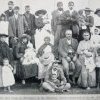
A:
[{"left": 77, "top": 40, "right": 96, "bottom": 88}]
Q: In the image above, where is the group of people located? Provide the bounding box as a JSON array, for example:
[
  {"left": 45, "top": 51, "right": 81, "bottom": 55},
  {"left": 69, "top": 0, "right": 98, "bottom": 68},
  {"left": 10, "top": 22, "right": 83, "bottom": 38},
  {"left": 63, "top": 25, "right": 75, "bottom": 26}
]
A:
[{"left": 0, "top": 0, "right": 100, "bottom": 93}]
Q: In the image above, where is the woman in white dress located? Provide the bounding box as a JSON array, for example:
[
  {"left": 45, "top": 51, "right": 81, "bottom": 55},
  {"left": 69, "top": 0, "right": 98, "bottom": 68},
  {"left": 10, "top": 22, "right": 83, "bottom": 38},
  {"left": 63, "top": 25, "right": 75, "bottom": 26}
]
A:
[
  {"left": 35, "top": 10, "right": 54, "bottom": 51},
  {"left": 77, "top": 31, "right": 96, "bottom": 89},
  {"left": 2, "top": 58, "right": 15, "bottom": 92}
]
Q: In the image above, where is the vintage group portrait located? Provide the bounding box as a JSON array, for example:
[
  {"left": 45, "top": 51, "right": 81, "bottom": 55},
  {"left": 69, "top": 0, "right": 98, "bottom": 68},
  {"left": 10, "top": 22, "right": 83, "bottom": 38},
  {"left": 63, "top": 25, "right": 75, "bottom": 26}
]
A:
[{"left": 0, "top": 0, "right": 100, "bottom": 100}]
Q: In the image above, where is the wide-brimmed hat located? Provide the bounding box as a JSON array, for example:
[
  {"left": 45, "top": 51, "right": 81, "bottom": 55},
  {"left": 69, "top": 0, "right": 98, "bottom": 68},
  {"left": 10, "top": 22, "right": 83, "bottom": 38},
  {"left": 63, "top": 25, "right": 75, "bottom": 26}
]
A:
[
  {"left": 20, "top": 34, "right": 31, "bottom": 41},
  {"left": 0, "top": 33, "right": 8, "bottom": 37},
  {"left": 84, "top": 8, "right": 93, "bottom": 12},
  {"left": 35, "top": 9, "right": 47, "bottom": 16},
  {"left": 95, "top": 8, "right": 100, "bottom": 14}
]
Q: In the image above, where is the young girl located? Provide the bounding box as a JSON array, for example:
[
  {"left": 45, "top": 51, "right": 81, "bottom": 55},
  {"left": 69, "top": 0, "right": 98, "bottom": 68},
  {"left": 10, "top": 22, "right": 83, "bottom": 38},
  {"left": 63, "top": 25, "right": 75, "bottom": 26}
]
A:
[
  {"left": 2, "top": 58, "right": 15, "bottom": 92},
  {"left": 37, "top": 37, "right": 54, "bottom": 79}
]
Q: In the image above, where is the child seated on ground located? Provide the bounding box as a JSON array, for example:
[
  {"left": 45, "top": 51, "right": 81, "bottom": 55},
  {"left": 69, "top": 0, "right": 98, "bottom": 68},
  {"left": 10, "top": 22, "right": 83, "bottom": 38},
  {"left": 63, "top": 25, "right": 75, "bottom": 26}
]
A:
[
  {"left": 95, "top": 48, "right": 100, "bottom": 88},
  {"left": 42, "top": 61, "right": 71, "bottom": 93},
  {"left": 2, "top": 58, "right": 15, "bottom": 92}
]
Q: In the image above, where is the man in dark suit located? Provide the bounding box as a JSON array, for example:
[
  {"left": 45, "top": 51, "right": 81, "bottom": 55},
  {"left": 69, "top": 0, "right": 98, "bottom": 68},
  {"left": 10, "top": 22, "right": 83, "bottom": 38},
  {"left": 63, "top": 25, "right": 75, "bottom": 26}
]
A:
[
  {"left": 54, "top": 1, "right": 79, "bottom": 60},
  {"left": 51, "top": 2, "right": 64, "bottom": 59},
  {"left": 57, "top": 1, "right": 79, "bottom": 39},
  {"left": 84, "top": 8, "right": 94, "bottom": 32},
  {"left": 4, "top": 1, "right": 14, "bottom": 20},
  {"left": 8, "top": 6, "right": 28, "bottom": 48},
  {"left": 23, "top": 5, "right": 36, "bottom": 48},
  {"left": 51, "top": 2, "right": 64, "bottom": 36},
  {"left": 58, "top": 29, "right": 82, "bottom": 84}
]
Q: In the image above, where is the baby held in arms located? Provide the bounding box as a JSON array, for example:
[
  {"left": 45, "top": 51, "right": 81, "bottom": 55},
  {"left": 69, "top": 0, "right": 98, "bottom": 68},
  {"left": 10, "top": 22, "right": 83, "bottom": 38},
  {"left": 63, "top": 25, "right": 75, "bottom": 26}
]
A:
[{"left": 21, "top": 41, "right": 39, "bottom": 65}]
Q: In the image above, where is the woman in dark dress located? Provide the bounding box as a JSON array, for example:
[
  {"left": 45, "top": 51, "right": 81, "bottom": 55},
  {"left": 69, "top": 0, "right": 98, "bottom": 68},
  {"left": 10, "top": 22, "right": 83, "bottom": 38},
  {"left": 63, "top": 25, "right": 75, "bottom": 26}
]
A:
[{"left": 14, "top": 34, "right": 38, "bottom": 84}]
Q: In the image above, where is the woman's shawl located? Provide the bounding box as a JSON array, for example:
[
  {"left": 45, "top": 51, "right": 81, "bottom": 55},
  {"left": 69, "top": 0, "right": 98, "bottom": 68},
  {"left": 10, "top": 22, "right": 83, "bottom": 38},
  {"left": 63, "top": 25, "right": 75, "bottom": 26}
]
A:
[{"left": 37, "top": 43, "right": 54, "bottom": 57}]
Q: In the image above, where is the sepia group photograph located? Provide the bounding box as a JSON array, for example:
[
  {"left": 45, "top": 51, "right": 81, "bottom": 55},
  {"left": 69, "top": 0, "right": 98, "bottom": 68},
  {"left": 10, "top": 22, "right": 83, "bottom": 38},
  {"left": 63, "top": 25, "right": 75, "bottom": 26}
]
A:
[{"left": 0, "top": 0, "right": 100, "bottom": 100}]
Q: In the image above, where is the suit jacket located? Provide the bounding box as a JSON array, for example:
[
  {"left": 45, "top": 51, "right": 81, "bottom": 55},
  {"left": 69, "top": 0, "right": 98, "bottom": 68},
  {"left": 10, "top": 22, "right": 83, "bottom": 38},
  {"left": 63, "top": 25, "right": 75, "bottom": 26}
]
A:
[
  {"left": 4, "top": 10, "right": 14, "bottom": 20},
  {"left": 58, "top": 38, "right": 78, "bottom": 57},
  {"left": 23, "top": 13, "right": 36, "bottom": 35},
  {"left": 45, "top": 65, "right": 66, "bottom": 84},
  {"left": 51, "top": 9, "right": 64, "bottom": 34},
  {"left": 8, "top": 14, "right": 28, "bottom": 37},
  {"left": 85, "top": 15, "right": 94, "bottom": 27},
  {"left": 56, "top": 10, "right": 79, "bottom": 39},
  {"left": 59, "top": 10, "right": 79, "bottom": 26}
]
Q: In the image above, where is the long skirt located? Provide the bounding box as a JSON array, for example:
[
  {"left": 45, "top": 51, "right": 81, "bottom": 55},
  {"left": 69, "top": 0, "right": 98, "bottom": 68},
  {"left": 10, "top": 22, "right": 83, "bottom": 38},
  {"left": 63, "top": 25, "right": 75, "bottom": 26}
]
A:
[
  {"left": 16, "top": 61, "right": 38, "bottom": 79},
  {"left": 0, "top": 66, "right": 3, "bottom": 87},
  {"left": 38, "top": 53, "right": 54, "bottom": 79},
  {"left": 78, "top": 66, "right": 96, "bottom": 88},
  {"left": 2, "top": 66, "right": 15, "bottom": 87}
]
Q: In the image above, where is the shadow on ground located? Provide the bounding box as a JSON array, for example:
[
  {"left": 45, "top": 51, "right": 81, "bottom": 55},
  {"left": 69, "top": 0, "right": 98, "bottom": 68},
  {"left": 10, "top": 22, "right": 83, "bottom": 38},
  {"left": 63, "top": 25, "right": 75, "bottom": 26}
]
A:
[{"left": 0, "top": 77, "right": 100, "bottom": 95}]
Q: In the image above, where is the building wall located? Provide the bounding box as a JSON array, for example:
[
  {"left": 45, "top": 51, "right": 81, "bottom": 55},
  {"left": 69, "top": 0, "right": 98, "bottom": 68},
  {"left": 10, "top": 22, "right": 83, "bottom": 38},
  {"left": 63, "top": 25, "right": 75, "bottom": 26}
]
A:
[{"left": 0, "top": 0, "right": 100, "bottom": 15}]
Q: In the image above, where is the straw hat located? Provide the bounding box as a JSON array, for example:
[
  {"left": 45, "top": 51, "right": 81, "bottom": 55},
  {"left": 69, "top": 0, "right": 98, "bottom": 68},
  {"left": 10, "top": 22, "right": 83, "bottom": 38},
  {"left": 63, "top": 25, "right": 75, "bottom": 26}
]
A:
[
  {"left": 0, "top": 33, "right": 8, "bottom": 37},
  {"left": 84, "top": 8, "right": 93, "bottom": 12},
  {"left": 95, "top": 8, "right": 100, "bottom": 14}
]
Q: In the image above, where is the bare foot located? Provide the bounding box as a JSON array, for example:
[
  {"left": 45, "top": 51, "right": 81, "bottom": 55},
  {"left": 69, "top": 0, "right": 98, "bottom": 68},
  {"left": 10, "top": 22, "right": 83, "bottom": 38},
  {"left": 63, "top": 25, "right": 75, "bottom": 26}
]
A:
[
  {"left": 22, "top": 80, "right": 25, "bottom": 85},
  {"left": 4, "top": 88, "right": 7, "bottom": 92},
  {"left": 86, "top": 87, "right": 90, "bottom": 90},
  {"left": 9, "top": 90, "right": 14, "bottom": 93}
]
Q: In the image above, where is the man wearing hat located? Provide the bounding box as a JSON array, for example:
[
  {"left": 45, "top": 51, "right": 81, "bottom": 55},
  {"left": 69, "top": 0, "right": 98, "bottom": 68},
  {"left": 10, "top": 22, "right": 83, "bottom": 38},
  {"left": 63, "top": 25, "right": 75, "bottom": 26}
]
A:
[
  {"left": 8, "top": 6, "right": 28, "bottom": 48},
  {"left": 51, "top": 2, "right": 64, "bottom": 59},
  {"left": 23, "top": 5, "right": 36, "bottom": 48},
  {"left": 4, "top": 1, "right": 14, "bottom": 20},
  {"left": 51, "top": 2, "right": 64, "bottom": 36},
  {"left": 84, "top": 8, "right": 94, "bottom": 32}
]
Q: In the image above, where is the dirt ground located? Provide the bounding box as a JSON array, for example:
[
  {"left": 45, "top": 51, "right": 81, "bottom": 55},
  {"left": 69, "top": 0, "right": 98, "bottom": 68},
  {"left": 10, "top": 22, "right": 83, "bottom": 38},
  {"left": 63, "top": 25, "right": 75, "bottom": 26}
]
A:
[{"left": 0, "top": 78, "right": 100, "bottom": 95}]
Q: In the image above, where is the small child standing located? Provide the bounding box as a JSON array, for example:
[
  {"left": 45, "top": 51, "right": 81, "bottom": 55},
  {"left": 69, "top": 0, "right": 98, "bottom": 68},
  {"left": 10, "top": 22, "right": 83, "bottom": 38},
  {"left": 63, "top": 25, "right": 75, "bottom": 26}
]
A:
[
  {"left": 2, "top": 58, "right": 15, "bottom": 92},
  {"left": 95, "top": 48, "right": 100, "bottom": 88}
]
